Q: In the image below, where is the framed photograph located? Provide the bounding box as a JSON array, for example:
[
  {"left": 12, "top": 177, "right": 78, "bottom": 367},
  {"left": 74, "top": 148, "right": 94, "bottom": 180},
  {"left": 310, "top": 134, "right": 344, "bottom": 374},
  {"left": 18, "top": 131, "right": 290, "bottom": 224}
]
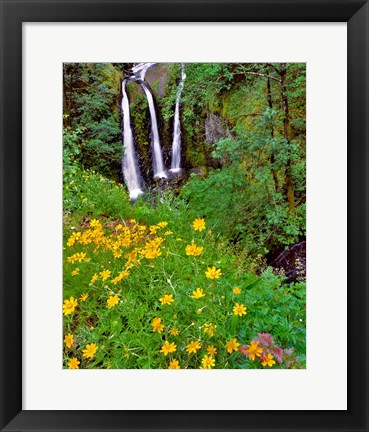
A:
[{"left": 1, "top": 0, "right": 368, "bottom": 431}]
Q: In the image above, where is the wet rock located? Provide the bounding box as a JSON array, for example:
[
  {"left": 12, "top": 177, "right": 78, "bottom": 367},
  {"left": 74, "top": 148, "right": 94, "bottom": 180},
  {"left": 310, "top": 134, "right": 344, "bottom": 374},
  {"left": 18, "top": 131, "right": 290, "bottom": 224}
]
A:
[
  {"left": 146, "top": 63, "right": 173, "bottom": 98},
  {"left": 188, "top": 166, "right": 207, "bottom": 177},
  {"left": 205, "top": 113, "right": 231, "bottom": 144},
  {"left": 146, "top": 168, "right": 192, "bottom": 199},
  {"left": 270, "top": 241, "right": 306, "bottom": 283}
]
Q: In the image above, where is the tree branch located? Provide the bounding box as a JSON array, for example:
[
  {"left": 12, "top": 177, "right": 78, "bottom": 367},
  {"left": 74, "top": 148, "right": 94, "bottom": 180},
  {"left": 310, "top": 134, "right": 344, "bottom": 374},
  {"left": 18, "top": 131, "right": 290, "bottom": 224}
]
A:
[
  {"left": 235, "top": 112, "right": 263, "bottom": 118},
  {"left": 243, "top": 71, "right": 281, "bottom": 83}
]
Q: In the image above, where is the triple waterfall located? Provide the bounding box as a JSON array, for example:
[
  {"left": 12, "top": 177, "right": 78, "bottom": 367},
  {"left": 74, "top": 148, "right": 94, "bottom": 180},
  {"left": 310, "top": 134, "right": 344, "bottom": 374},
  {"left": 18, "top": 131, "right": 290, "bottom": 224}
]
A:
[{"left": 121, "top": 63, "right": 186, "bottom": 199}]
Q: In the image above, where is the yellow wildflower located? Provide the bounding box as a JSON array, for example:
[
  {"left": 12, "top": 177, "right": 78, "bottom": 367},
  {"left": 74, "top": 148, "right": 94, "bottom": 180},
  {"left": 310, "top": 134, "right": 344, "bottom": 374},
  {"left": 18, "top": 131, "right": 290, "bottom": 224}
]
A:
[
  {"left": 233, "top": 287, "right": 241, "bottom": 294},
  {"left": 207, "top": 345, "right": 217, "bottom": 356},
  {"left": 160, "top": 341, "right": 177, "bottom": 356},
  {"left": 159, "top": 294, "right": 174, "bottom": 305},
  {"left": 89, "top": 219, "right": 101, "bottom": 229},
  {"left": 107, "top": 294, "right": 119, "bottom": 309},
  {"left": 90, "top": 273, "right": 98, "bottom": 285},
  {"left": 63, "top": 297, "right": 78, "bottom": 315},
  {"left": 71, "top": 268, "right": 80, "bottom": 276},
  {"left": 261, "top": 353, "right": 276, "bottom": 367},
  {"left": 205, "top": 266, "right": 222, "bottom": 279},
  {"left": 64, "top": 333, "right": 74, "bottom": 348},
  {"left": 233, "top": 303, "right": 247, "bottom": 316},
  {"left": 68, "top": 357, "right": 80, "bottom": 369},
  {"left": 147, "top": 236, "right": 163, "bottom": 247},
  {"left": 170, "top": 328, "right": 179, "bottom": 336},
  {"left": 186, "top": 341, "right": 201, "bottom": 354},
  {"left": 158, "top": 221, "right": 168, "bottom": 228},
  {"left": 125, "top": 250, "right": 140, "bottom": 266},
  {"left": 191, "top": 288, "right": 206, "bottom": 299},
  {"left": 203, "top": 323, "right": 216, "bottom": 337},
  {"left": 164, "top": 231, "right": 173, "bottom": 236},
  {"left": 144, "top": 248, "right": 162, "bottom": 259},
  {"left": 192, "top": 218, "right": 206, "bottom": 232},
  {"left": 119, "top": 270, "right": 130, "bottom": 279},
  {"left": 151, "top": 317, "right": 164, "bottom": 333},
  {"left": 111, "top": 270, "right": 130, "bottom": 284},
  {"left": 100, "top": 269, "right": 111, "bottom": 281},
  {"left": 201, "top": 355, "right": 215, "bottom": 369},
  {"left": 67, "top": 252, "right": 87, "bottom": 264},
  {"left": 168, "top": 359, "right": 180, "bottom": 369},
  {"left": 82, "top": 343, "right": 98, "bottom": 359},
  {"left": 67, "top": 232, "right": 81, "bottom": 247},
  {"left": 142, "top": 238, "right": 163, "bottom": 259},
  {"left": 113, "top": 249, "right": 122, "bottom": 259},
  {"left": 80, "top": 293, "right": 89, "bottom": 302},
  {"left": 110, "top": 276, "right": 120, "bottom": 284},
  {"left": 245, "top": 340, "right": 263, "bottom": 360},
  {"left": 226, "top": 338, "right": 240, "bottom": 354},
  {"left": 185, "top": 242, "right": 204, "bottom": 256},
  {"left": 149, "top": 225, "right": 159, "bottom": 235},
  {"left": 119, "top": 235, "right": 131, "bottom": 248}
]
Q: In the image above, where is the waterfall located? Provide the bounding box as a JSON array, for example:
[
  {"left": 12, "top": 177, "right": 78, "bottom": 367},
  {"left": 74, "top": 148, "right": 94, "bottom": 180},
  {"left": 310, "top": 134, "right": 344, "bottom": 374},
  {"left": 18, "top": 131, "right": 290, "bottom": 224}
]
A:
[
  {"left": 121, "top": 80, "right": 144, "bottom": 200},
  {"left": 121, "top": 62, "right": 168, "bottom": 197},
  {"left": 170, "top": 64, "right": 186, "bottom": 173},
  {"left": 141, "top": 81, "right": 167, "bottom": 179},
  {"left": 130, "top": 62, "right": 156, "bottom": 82}
]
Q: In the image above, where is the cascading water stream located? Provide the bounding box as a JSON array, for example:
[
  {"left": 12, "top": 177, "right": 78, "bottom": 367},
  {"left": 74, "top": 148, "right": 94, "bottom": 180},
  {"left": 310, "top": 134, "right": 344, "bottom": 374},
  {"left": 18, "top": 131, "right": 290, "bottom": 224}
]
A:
[
  {"left": 130, "top": 62, "right": 156, "bottom": 82},
  {"left": 121, "top": 62, "right": 168, "bottom": 198},
  {"left": 121, "top": 80, "right": 144, "bottom": 200},
  {"left": 170, "top": 64, "right": 186, "bottom": 173},
  {"left": 141, "top": 81, "right": 167, "bottom": 179}
]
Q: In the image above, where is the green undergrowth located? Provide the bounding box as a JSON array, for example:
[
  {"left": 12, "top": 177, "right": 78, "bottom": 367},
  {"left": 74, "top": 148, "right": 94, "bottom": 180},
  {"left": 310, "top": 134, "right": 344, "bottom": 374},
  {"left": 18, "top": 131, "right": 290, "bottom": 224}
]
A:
[{"left": 63, "top": 169, "right": 306, "bottom": 369}]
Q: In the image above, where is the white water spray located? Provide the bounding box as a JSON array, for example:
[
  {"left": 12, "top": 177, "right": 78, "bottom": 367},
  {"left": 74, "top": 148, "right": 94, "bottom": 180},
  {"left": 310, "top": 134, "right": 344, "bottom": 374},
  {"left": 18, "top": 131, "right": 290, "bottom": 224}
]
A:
[
  {"left": 141, "top": 81, "right": 167, "bottom": 179},
  {"left": 170, "top": 64, "right": 186, "bottom": 173},
  {"left": 121, "top": 62, "right": 169, "bottom": 197},
  {"left": 130, "top": 62, "right": 156, "bottom": 81},
  {"left": 121, "top": 80, "right": 144, "bottom": 200}
]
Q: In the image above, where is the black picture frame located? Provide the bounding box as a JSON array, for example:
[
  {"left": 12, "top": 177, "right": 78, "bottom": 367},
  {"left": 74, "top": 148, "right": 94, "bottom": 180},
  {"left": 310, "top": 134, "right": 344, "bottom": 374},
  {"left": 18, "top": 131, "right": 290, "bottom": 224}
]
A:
[{"left": 1, "top": 1, "right": 368, "bottom": 431}]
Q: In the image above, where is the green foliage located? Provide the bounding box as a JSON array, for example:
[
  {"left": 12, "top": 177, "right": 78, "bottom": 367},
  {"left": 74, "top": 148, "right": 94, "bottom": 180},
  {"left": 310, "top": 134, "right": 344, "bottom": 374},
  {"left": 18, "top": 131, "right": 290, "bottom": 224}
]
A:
[
  {"left": 63, "top": 117, "right": 85, "bottom": 175},
  {"left": 160, "top": 63, "right": 181, "bottom": 122},
  {"left": 63, "top": 169, "right": 305, "bottom": 369},
  {"left": 63, "top": 63, "right": 123, "bottom": 180},
  {"left": 182, "top": 168, "right": 304, "bottom": 257},
  {"left": 182, "top": 105, "right": 305, "bottom": 257},
  {"left": 177, "top": 63, "right": 233, "bottom": 141},
  {"left": 63, "top": 168, "right": 132, "bottom": 218}
]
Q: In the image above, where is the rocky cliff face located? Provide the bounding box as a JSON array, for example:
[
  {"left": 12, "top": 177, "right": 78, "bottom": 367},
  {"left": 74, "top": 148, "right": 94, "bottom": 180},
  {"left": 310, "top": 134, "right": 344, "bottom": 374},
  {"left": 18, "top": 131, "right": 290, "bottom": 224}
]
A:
[
  {"left": 123, "top": 63, "right": 234, "bottom": 188},
  {"left": 146, "top": 63, "right": 173, "bottom": 98},
  {"left": 205, "top": 113, "right": 232, "bottom": 144}
]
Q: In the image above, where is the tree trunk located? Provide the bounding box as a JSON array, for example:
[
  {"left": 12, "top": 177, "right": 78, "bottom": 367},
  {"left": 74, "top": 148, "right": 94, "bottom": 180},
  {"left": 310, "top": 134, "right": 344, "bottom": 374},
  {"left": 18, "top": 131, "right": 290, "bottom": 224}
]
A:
[
  {"left": 279, "top": 64, "right": 295, "bottom": 213},
  {"left": 267, "top": 76, "right": 279, "bottom": 193}
]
